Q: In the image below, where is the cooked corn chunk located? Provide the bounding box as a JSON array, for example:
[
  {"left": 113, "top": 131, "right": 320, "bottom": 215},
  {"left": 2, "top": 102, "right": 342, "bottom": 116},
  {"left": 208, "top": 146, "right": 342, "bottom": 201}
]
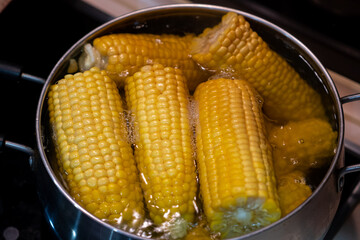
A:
[
  {"left": 185, "top": 229, "right": 212, "bottom": 240},
  {"left": 190, "top": 12, "right": 325, "bottom": 122},
  {"left": 268, "top": 118, "right": 337, "bottom": 176},
  {"left": 124, "top": 64, "right": 198, "bottom": 238},
  {"left": 47, "top": 67, "right": 144, "bottom": 226},
  {"left": 194, "top": 78, "right": 281, "bottom": 238},
  {"left": 80, "top": 33, "right": 209, "bottom": 91},
  {"left": 185, "top": 223, "right": 213, "bottom": 240},
  {"left": 277, "top": 171, "right": 312, "bottom": 216}
]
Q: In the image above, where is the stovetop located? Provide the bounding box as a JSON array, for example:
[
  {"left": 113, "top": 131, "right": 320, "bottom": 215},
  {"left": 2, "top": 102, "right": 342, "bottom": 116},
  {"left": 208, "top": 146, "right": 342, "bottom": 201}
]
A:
[
  {"left": 0, "top": 0, "right": 359, "bottom": 239},
  {"left": 0, "top": 1, "right": 101, "bottom": 239}
]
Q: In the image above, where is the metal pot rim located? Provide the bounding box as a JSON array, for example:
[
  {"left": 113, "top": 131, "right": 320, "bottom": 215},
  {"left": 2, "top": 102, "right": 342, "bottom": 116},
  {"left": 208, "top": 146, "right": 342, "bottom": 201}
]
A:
[{"left": 35, "top": 3, "right": 344, "bottom": 239}]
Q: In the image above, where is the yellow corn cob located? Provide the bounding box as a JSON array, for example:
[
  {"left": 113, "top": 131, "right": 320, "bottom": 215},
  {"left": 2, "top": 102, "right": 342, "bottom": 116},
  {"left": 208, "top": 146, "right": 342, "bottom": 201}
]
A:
[
  {"left": 47, "top": 67, "right": 144, "bottom": 227},
  {"left": 79, "top": 33, "right": 209, "bottom": 91},
  {"left": 277, "top": 171, "right": 312, "bottom": 216},
  {"left": 194, "top": 78, "right": 281, "bottom": 238},
  {"left": 190, "top": 12, "right": 325, "bottom": 122},
  {"left": 124, "top": 64, "right": 198, "bottom": 238},
  {"left": 268, "top": 118, "right": 337, "bottom": 176}
]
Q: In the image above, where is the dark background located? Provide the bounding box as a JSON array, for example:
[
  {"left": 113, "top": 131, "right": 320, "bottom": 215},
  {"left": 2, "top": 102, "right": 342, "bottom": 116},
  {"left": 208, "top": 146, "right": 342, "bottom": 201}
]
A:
[{"left": 0, "top": 1, "right": 101, "bottom": 239}]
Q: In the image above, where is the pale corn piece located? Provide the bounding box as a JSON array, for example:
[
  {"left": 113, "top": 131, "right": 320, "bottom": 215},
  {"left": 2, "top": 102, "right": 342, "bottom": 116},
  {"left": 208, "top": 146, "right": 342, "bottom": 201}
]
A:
[
  {"left": 277, "top": 171, "right": 312, "bottom": 216},
  {"left": 124, "top": 64, "right": 198, "bottom": 237},
  {"left": 47, "top": 67, "right": 144, "bottom": 226},
  {"left": 268, "top": 118, "right": 337, "bottom": 176},
  {"left": 67, "top": 59, "right": 78, "bottom": 74},
  {"left": 190, "top": 12, "right": 326, "bottom": 122},
  {"left": 194, "top": 78, "right": 281, "bottom": 238},
  {"left": 91, "top": 33, "right": 209, "bottom": 91}
]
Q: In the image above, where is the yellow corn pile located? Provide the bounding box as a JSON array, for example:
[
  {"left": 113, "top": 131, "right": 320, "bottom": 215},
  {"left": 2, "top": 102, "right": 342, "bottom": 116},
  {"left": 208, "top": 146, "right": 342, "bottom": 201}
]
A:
[
  {"left": 47, "top": 10, "right": 338, "bottom": 239},
  {"left": 124, "top": 64, "right": 198, "bottom": 238},
  {"left": 194, "top": 77, "right": 281, "bottom": 238},
  {"left": 79, "top": 33, "right": 209, "bottom": 91},
  {"left": 190, "top": 12, "right": 326, "bottom": 122},
  {"left": 47, "top": 67, "right": 144, "bottom": 226},
  {"left": 268, "top": 118, "right": 337, "bottom": 176}
]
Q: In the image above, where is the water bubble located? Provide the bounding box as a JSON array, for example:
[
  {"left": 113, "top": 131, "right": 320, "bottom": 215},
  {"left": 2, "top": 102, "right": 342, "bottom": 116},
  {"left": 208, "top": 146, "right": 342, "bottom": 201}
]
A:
[{"left": 3, "top": 226, "right": 19, "bottom": 240}]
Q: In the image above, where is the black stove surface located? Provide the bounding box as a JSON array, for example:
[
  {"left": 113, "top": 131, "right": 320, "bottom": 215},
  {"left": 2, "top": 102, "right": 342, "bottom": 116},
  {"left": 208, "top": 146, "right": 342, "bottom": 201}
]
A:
[
  {"left": 0, "top": 0, "right": 359, "bottom": 239},
  {"left": 0, "top": 1, "right": 101, "bottom": 239},
  {"left": 0, "top": 151, "right": 56, "bottom": 240}
]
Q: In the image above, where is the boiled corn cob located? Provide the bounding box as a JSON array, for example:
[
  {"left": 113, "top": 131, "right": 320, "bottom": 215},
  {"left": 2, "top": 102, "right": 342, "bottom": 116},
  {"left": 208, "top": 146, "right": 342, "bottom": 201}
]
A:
[
  {"left": 190, "top": 12, "right": 325, "bottom": 122},
  {"left": 268, "top": 118, "right": 337, "bottom": 176},
  {"left": 47, "top": 67, "right": 144, "bottom": 227},
  {"left": 79, "top": 33, "right": 209, "bottom": 91},
  {"left": 124, "top": 64, "right": 198, "bottom": 238},
  {"left": 194, "top": 78, "right": 281, "bottom": 238},
  {"left": 277, "top": 171, "right": 312, "bottom": 216}
]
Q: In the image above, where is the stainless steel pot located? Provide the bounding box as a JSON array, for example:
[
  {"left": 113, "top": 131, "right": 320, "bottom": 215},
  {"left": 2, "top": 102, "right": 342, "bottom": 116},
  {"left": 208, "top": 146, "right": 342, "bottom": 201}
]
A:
[{"left": 3, "top": 4, "right": 360, "bottom": 240}]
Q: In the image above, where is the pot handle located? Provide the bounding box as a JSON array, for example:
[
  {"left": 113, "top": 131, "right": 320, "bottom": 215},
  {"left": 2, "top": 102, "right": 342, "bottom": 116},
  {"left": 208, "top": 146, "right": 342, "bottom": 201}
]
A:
[
  {"left": 0, "top": 134, "right": 35, "bottom": 168},
  {"left": 337, "top": 92, "right": 360, "bottom": 191},
  {"left": 0, "top": 61, "right": 46, "bottom": 85},
  {"left": 340, "top": 93, "right": 360, "bottom": 104},
  {"left": 323, "top": 93, "right": 360, "bottom": 239}
]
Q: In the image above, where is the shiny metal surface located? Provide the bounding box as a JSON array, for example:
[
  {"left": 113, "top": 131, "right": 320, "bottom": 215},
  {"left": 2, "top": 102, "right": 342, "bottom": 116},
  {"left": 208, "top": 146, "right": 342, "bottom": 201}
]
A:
[
  {"left": 4, "top": 140, "right": 34, "bottom": 156},
  {"left": 20, "top": 73, "right": 46, "bottom": 85},
  {"left": 34, "top": 4, "right": 346, "bottom": 239},
  {"left": 340, "top": 93, "right": 360, "bottom": 104},
  {"left": 3, "top": 140, "right": 35, "bottom": 168},
  {"left": 337, "top": 93, "right": 360, "bottom": 191}
]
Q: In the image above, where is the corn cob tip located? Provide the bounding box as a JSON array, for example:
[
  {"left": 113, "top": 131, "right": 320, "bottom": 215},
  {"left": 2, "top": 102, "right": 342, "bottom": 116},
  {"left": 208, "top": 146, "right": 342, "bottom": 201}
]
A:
[
  {"left": 78, "top": 43, "right": 106, "bottom": 71},
  {"left": 277, "top": 171, "right": 312, "bottom": 216},
  {"left": 184, "top": 221, "right": 213, "bottom": 240},
  {"left": 151, "top": 215, "right": 191, "bottom": 239},
  {"left": 170, "top": 218, "right": 189, "bottom": 239},
  {"left": 190, "top": 12, "right": 242, "bottom": 70},
  {"left": 170, "top": 217, "right": 191, "bottom": 239},
  {"left": 269, "top": 118, "right": 337, "bottom": 176},
  {"left": 208, "top": 199, "right": 281, "bottom": 238}
]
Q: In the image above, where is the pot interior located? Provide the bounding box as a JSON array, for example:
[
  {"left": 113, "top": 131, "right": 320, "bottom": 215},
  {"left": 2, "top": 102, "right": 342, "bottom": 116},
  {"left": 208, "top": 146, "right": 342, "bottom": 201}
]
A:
[{"left": 37, "top": 4, "right": 343, "bottom": 239}]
